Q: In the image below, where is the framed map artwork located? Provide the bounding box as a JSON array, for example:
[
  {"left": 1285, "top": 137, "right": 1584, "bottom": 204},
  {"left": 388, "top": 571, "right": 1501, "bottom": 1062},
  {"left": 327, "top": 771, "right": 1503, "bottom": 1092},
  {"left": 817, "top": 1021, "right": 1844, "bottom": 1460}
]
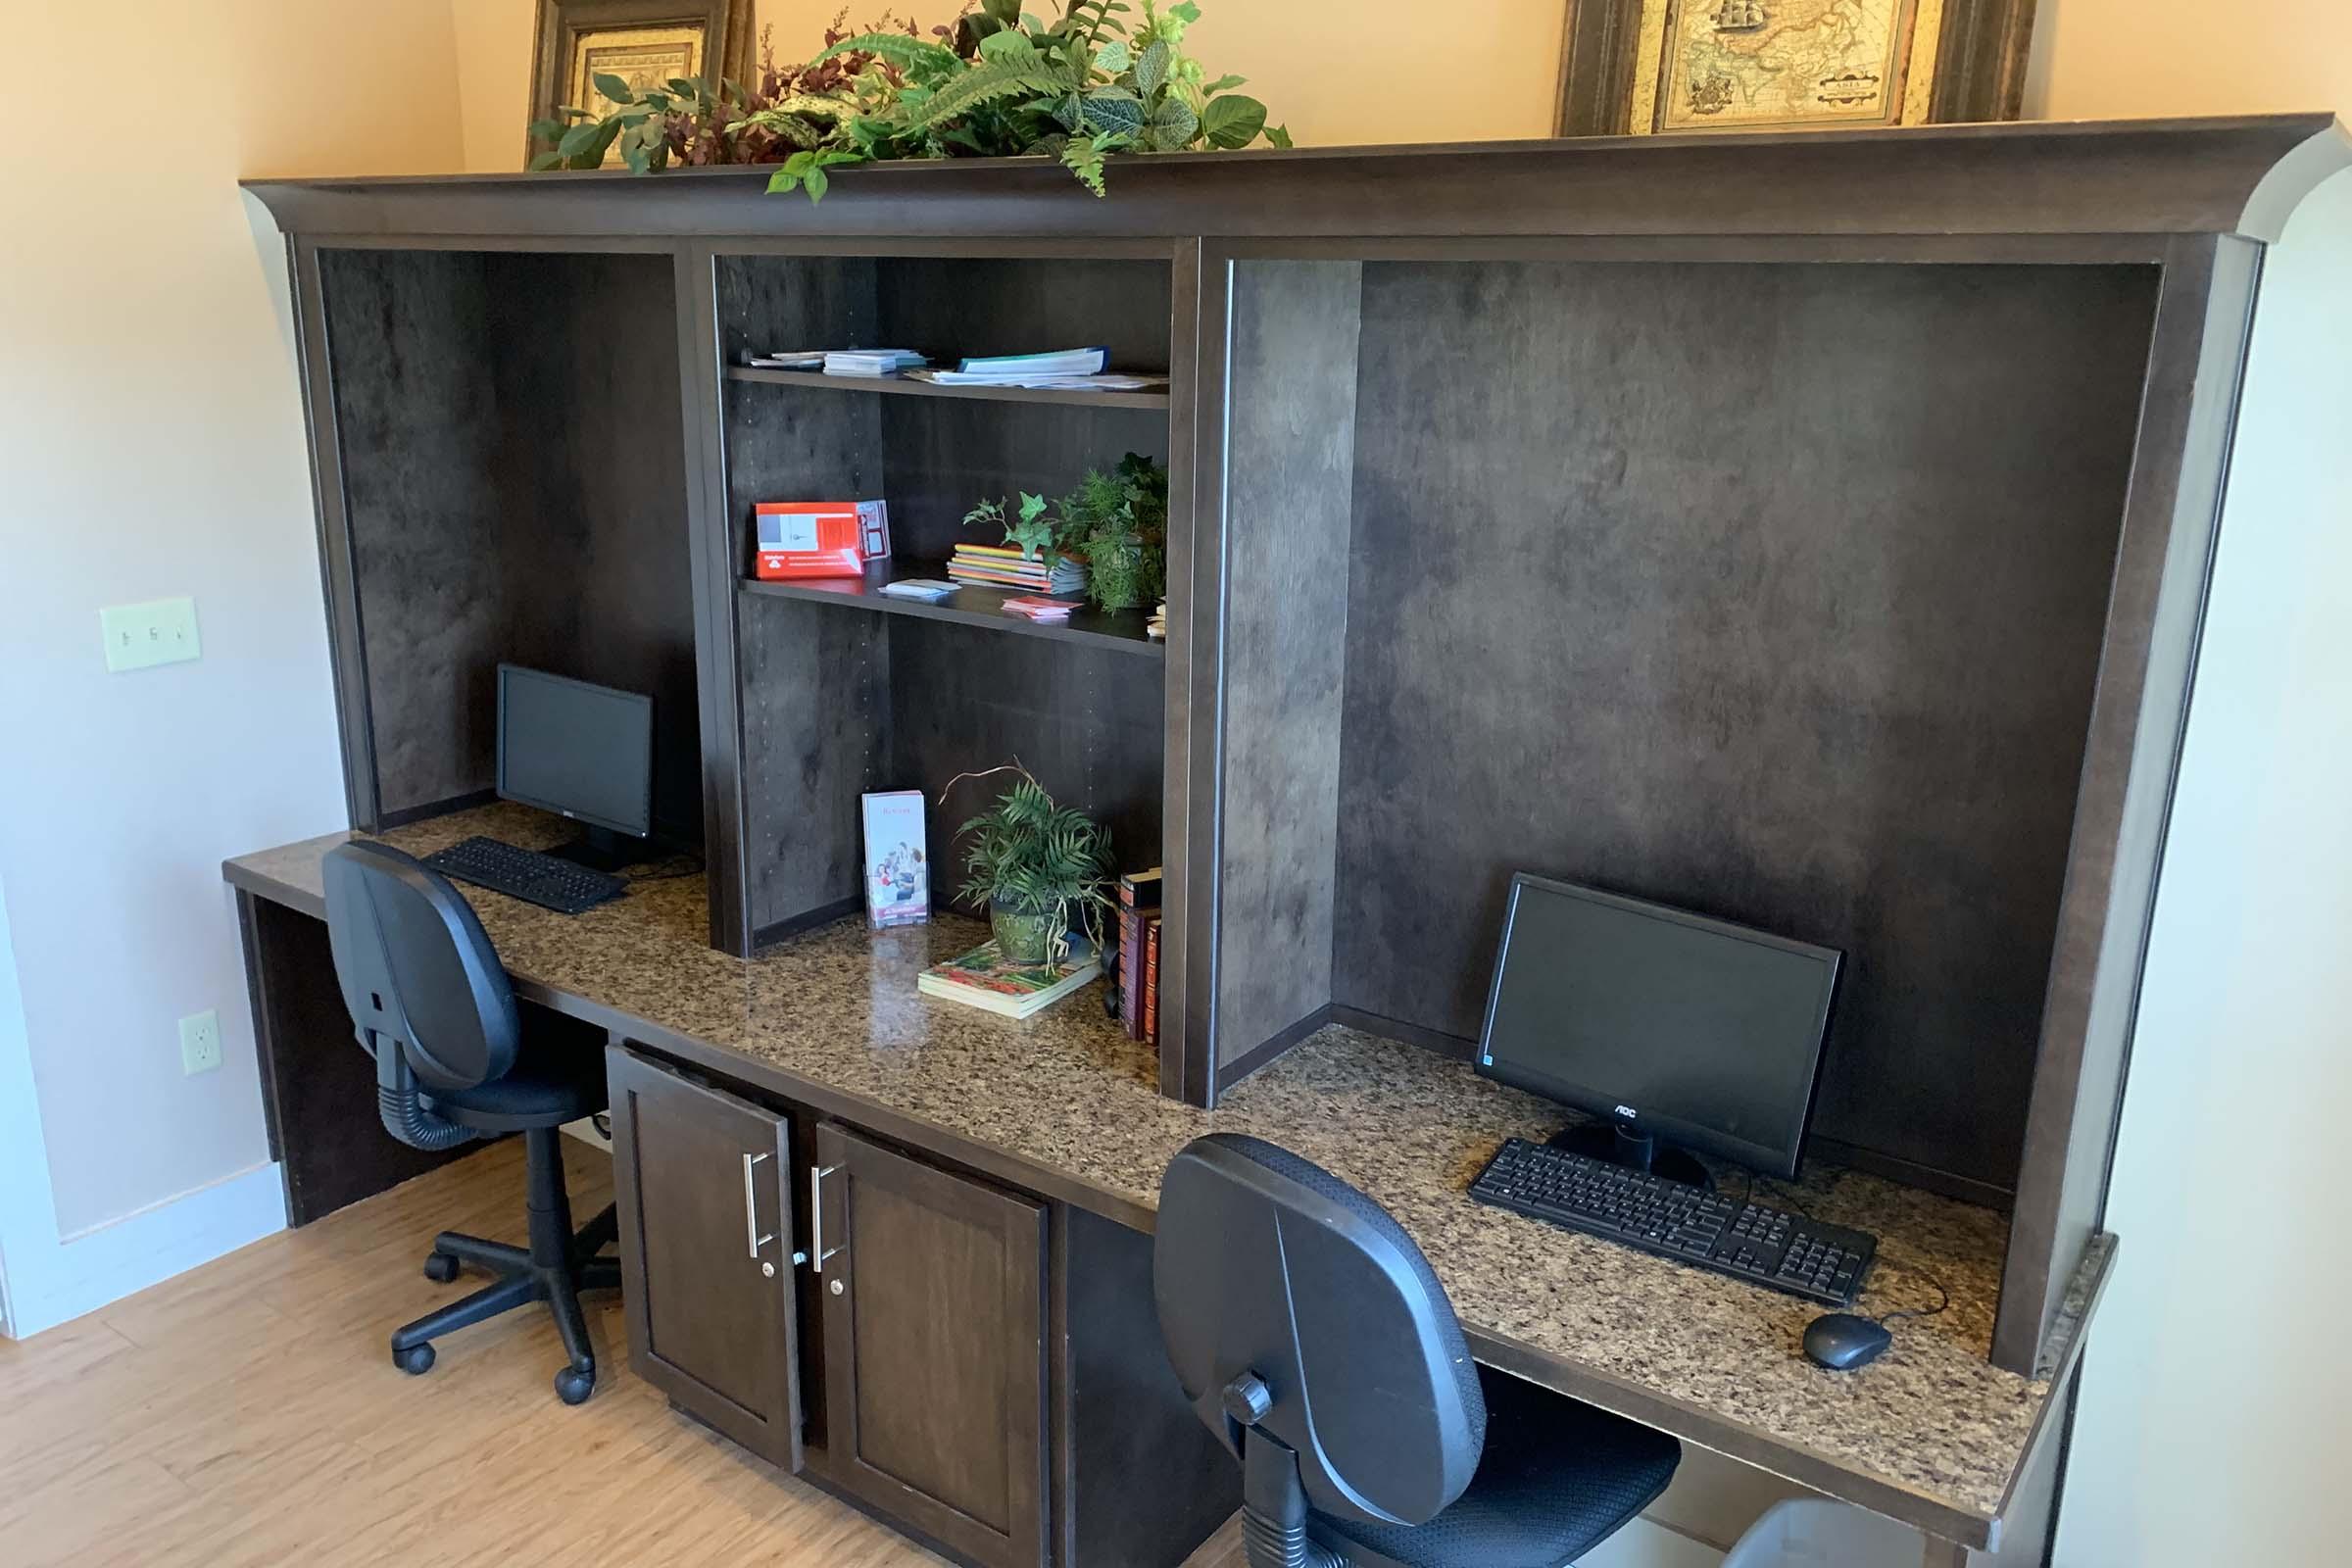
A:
[{"left": 1551, "top": 0, "right": 2040, "bottom": 137}]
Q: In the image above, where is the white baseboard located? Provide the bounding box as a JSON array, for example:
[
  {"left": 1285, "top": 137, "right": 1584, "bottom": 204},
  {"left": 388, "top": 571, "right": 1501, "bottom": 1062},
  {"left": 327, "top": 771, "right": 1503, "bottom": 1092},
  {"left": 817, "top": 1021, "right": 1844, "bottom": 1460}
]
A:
[{"left": 3, "top": 1162, "right": 286, "bottom": 1340}]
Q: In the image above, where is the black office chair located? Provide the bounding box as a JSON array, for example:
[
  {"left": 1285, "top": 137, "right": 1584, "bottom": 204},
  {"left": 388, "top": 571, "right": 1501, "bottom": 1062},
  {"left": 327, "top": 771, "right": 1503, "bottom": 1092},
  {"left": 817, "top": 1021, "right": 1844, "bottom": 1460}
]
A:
[
  {"left": 322, "top": 840, "right": 621, "bottom": 1404},
  {"left": 1155, "top": 1134, "right": 1682, "bottom": 1568}
]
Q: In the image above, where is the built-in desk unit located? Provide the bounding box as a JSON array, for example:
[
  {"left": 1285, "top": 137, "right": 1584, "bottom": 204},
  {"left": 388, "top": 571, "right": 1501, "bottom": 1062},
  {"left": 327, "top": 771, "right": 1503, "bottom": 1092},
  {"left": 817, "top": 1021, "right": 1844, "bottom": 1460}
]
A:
[{"left": 236, "top": 115, "right": 2351, "bottom": 1568}]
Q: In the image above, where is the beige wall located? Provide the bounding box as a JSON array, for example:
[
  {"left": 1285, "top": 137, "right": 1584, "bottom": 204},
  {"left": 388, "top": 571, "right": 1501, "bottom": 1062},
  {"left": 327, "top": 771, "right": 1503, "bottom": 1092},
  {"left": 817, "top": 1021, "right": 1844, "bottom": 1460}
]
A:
[
  {"left": 2029, "top": 0, "right": 2347, "bottom": 119},
  {"left": 0, "top": 1, "right": 466, "bottom": 1258}
]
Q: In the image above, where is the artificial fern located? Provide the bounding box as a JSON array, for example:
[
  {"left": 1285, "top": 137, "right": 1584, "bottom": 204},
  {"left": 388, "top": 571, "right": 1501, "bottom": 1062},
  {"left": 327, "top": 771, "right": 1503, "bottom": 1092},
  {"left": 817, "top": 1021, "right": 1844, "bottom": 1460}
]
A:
[{"left": 955, "top": 771, "right": 1115, "bottom": 954}]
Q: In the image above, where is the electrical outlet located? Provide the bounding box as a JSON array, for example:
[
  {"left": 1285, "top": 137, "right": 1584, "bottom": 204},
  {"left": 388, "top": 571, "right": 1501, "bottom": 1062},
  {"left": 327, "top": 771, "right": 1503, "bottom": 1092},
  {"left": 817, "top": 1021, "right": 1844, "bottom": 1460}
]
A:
[
  {"left": 179, "top": 1010, "right": 222, "bottom": 1076},
  {"left": 100, "top": 597, "right": 202, "bottom": 672}
]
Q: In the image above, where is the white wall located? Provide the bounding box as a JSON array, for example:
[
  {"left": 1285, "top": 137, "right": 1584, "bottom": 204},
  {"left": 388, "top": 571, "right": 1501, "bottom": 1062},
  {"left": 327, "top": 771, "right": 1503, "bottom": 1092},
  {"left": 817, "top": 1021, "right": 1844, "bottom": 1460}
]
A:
[
  {"left": 2046, "top": 167, "right": 2352, "bottom": 1567},
  {"left": 0, "top": 1, "right": 469, "bottom": 1334}
]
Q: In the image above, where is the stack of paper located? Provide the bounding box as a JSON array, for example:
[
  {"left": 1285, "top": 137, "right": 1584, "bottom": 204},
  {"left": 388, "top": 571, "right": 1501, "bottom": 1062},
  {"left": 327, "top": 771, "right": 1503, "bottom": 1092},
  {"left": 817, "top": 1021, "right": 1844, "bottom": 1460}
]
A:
[
  {"left": 1001, "top": 596, "right": 1081, "bottom": 623},
  {"left": 823, "top": 348, "right": 926, "bottom": 377},
  {"left": 878, "top": 579, "right": 959, "bottom": 602},
  {"left": 1147, "top": 600, "right": 1167, "bottom": 640},
  {"left": 744, "top": 350, "right": 827, "bottom": 369}
]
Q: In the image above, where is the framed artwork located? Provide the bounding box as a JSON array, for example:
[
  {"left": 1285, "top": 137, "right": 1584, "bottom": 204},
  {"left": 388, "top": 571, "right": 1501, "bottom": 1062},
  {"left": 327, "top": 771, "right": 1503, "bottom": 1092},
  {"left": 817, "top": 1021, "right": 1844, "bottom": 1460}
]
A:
[
  {"left": 1553, "top": 0, "right": 2039, "bottom": 137},
  {"left": 527, "top": 1, "right": 754, "bottom": 168}
]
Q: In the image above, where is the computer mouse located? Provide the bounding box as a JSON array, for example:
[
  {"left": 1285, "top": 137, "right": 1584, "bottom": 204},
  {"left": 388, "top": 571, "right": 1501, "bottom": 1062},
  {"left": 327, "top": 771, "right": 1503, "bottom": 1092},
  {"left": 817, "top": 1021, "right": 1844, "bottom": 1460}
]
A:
[{"left": 1802, "top": 1312, "right": 1891, "bottom": 1371}]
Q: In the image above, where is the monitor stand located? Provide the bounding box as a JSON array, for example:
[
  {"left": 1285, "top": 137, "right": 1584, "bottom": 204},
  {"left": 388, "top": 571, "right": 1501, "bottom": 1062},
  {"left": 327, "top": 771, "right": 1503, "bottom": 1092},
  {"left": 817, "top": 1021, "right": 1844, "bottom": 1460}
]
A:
[
  {"left": 1547, "top": 1119, "right": 1714, "bottom": 1193},
  {"left": 546, "top": 824, "right": 645, "bottom": 875}
]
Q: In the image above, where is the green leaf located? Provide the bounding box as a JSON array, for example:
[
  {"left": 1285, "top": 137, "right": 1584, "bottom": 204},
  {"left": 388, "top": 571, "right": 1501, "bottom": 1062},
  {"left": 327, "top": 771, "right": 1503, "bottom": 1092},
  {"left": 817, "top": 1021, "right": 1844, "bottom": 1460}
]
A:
[
  {"left": 1200, "top": 93, "right": 1267, "bottom": 150},
  {"left": 1094, "top": 40, "right": 1130, "bottom": 74},
  {"left": 908, "top": 61, "right": 1064, "bottom": 128},
  {"left": 620, "top": 140, "right": 650, "bottom": 174},
  {"left": 976, "top": 28, "right": 1041, "bottom": 63},
  {"left": 557, "top": 118, "right": 608, "bottom": 158},
  {"left": 1264, "top": 122, "right": 1294, "bottom": 148},
  {"left": 982, "top": 0, "right": 1022, "bottom": 23},
  {"left": 592, "top": 72, "right": 635, "bottom": 105},
  {"left": 812, "top": 31, "right": 962, "bottom": 76},
  {"left": 526, "top": 117, "right": 567, "bottom": 140},
  {"left": 666, "top": 77, "right": 700, "bottom": 96},
  {"left": 1060, "top": 135, "right": 1109, "bottom": 196},
  {"left": 1132, "top": 37, "right": 1170, "bottom": 96},
  {"left": 565, "top": 120, "right": 623, "bottom": 170},
  {"left": 1170, "top": 1, "right": 1201, "bottom": 21},
  {"left": 1145, "top": 94, "right": 1198, "bottom": 150},
  {"left": 1199, "top": 73, "right": 1246, "bottom": 95},
  {"left": 803, "top": 167, "right": 830, "bottom": 202},
  {"left": 1081, "top": 90, "right": 1144, "bottom": 138},
  {"left": 528, "top": 149, "right": 564, "bottom": 171},
  {"left": 766, "top": 167, "right": 802, "bottom": 194}
]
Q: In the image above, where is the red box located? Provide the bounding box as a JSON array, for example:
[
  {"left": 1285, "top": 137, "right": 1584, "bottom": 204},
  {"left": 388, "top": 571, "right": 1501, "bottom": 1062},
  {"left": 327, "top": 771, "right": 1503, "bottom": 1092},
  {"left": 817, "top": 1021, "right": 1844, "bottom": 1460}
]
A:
[{"left": 755, "top": 502, "right": 865, "bottom": 580}]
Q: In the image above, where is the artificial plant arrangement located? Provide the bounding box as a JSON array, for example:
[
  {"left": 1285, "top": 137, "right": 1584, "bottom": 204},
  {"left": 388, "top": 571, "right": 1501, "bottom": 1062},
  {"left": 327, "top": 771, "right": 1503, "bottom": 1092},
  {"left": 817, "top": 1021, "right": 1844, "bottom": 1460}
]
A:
[
  {"left": 950, "top": 763, "right": 1115, "bottom": 964},
  {"left": 963, "top": 452, "right": 1168, "bottom": 612},
  {"left": 529, "top": 2, "right": 1287, "bottom": 199}
]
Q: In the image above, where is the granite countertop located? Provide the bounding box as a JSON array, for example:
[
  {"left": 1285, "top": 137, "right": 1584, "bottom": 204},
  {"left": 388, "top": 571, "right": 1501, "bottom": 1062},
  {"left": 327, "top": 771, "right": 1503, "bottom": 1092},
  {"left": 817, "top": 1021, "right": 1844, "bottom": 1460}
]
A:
[{"left": 226, "top": 802, "right": 2104, "bottom": 1547}]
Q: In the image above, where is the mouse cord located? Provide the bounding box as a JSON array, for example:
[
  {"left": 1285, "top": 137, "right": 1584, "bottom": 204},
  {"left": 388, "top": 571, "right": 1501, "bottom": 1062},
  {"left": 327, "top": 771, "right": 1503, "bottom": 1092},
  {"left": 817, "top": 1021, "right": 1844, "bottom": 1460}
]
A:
[
  {"left": 1875, "top": 1270, "right": 1952, "bottom": 1328},
  {"left": 623, "top": 853, "right": 705, "bottom": 885}
]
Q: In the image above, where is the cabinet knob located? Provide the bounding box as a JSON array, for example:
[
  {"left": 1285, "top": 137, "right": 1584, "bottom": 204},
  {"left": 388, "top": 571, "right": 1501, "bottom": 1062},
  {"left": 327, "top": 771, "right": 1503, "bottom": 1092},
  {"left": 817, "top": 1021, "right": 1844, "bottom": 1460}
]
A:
[
  {"left": 762, "top": 1261, "right": 776, "bottom": 1278},
  {"left": 830, "top": 1278, "right": 845, "bottom": 1297}
]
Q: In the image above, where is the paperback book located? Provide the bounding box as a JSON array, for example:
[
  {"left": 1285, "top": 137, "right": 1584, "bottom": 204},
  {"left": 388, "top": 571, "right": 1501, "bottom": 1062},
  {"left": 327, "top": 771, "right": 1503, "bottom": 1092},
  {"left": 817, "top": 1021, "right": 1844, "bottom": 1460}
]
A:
[{"left": 917, "top": 938, "right": 1100, "bottom": 1019}]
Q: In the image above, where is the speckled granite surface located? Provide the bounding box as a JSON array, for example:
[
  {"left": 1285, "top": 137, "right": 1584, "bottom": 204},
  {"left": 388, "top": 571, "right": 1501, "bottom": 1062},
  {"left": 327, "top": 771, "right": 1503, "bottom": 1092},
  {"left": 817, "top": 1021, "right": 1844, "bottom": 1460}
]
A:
[{"left": 226, "top": 802, "right": 2103, "bottom": 1542}]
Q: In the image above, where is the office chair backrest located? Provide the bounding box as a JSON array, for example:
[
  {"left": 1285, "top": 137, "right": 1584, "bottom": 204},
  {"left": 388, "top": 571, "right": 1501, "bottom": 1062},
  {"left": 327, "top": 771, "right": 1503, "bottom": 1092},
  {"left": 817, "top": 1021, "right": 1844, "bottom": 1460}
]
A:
[
  {"left": 322, "top": 841, "right": 519, "bottom": 1149},
  {"left": 1154, "top": 1134, "right": 1488, "bottom": 1530}
]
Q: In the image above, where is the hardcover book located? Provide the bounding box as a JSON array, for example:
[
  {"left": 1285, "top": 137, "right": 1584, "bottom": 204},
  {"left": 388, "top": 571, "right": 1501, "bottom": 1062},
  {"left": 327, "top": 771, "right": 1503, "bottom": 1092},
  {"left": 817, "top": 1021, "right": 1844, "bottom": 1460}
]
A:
[{"left": 917, "top": 939, "right": 1101, "bottom": 1020}]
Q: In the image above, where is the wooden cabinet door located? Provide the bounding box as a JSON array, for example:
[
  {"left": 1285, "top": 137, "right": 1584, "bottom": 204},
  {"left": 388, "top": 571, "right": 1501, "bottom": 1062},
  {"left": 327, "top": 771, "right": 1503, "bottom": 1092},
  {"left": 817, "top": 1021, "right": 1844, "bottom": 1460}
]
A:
[
  {"left": 608, "top": 1046, "right": 802, "bottom": 1471},
  {"left": 813, "top": 1122, "right": 1048, "bottom": 1568}
]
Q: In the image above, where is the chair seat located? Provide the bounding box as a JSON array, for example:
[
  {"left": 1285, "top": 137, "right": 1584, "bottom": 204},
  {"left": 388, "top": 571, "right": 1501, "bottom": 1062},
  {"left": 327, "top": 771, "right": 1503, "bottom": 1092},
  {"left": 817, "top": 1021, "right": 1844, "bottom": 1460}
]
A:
[
  {"left": 425, "top": 1037, "right": 608, "bottom": 1132},
  {"left": 1309, "top": 1365, "right": 1683, "bottom": 1568}
]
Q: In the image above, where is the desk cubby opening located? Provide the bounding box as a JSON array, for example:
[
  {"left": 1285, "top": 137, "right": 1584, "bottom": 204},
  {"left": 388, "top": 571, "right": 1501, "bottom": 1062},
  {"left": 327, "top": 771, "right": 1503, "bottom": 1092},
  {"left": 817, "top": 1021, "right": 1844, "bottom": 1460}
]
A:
[
  {"left": 735, "top": 595, "right": 1164, "bottom": 946},
  {"left": 1206, "top": 255, "right": 2166, "bottom": 1217},
  {"left": 314, "top": 246, "right": 702, "bottom": 848}
]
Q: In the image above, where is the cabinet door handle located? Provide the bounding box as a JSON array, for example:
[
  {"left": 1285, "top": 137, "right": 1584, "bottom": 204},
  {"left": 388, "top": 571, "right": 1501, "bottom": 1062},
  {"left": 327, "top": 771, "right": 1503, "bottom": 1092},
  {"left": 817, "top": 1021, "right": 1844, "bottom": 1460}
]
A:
[
  {"left": 809, "top": 1162, "right": 842, "bottom": 1273},
  {"left": 742, "top": 1152, "right": 775, "bottom": 1258}
]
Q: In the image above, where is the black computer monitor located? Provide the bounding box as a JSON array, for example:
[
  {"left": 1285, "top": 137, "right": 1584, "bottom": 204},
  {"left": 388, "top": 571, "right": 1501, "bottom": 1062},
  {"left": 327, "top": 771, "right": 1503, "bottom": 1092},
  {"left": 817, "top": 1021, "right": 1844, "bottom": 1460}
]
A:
[
  {"left": 1475, "top": 873, "right": 1841, "bottom": 1184},
  {"left": 496, "top": 664, "right": 654, "bottom": 868}
]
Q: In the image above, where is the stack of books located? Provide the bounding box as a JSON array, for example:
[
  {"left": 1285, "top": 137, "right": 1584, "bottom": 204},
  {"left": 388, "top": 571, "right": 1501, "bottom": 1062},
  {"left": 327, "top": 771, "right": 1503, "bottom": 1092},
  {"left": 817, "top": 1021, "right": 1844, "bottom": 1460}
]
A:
[
  {"left": 948, "top": 541, "right": 1088, "bottom": 595},
  {"left": 1116, "top": 868, "right": 1164, "bottom": 1047},
  {"left": 906, "top": 347, "right": 1108, "bottom": 387},
  {"left": 1148, "top": 600, "right": 1167, "bottom": 640},
  {"left": 822, "top": 348, "right": 926, "bottom": 377}
]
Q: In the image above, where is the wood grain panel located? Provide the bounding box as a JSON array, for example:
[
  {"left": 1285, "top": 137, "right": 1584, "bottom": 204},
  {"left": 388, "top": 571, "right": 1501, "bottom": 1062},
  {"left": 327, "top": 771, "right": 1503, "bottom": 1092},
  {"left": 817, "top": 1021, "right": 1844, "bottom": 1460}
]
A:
[
  {"left": 1212, "top": 261, "right": 1362, "bottom": 1072},
  {"left": 876, "top": 399, "right": 1169, "bottom": 564},
  {"left": 485, "top": 252, "right": 702, "bottom": 846},
  {"left": 888, "top": 617, "right": 1165, "bottom": 895},
  {"left": 1332, "top": 259, "right": 2160, "bottom": 1192},
  {"left": 815, "top": 1124, "right": 1047, "bottom": 1568},
  {"left": 318, "top": 249, "right": 502, "bottom": 815},
  {"left": 876, "top": 257, "right": 1173, "bottom": 371},
  {"left": 737, "top": 596, "right": 890, "bottom": 937}
]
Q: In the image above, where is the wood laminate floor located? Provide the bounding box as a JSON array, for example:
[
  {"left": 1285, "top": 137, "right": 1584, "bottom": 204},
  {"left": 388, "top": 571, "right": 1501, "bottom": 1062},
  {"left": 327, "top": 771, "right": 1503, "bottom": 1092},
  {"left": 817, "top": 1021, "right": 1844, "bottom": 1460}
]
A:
[{"left": 0, "top": 1139, "right": 1245, "bottom": 1567}]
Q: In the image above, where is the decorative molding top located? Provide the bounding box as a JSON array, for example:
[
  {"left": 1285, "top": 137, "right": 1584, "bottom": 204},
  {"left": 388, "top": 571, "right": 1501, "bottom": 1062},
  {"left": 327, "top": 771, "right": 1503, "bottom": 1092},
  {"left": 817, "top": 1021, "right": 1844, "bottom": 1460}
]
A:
[{"left": 243, "top": 115, "right": 2349, "bottom": 246}]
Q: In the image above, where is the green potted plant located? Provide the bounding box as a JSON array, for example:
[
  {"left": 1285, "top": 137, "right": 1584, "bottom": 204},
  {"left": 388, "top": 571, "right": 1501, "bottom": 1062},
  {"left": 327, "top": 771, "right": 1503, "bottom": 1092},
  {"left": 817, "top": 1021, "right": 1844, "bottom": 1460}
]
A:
[
  {"left": 952, "top": 765, "right": 1114, "bottom": 964},
  {"left": 962, "top": 453, "right": 1168, "bottom": 613}
]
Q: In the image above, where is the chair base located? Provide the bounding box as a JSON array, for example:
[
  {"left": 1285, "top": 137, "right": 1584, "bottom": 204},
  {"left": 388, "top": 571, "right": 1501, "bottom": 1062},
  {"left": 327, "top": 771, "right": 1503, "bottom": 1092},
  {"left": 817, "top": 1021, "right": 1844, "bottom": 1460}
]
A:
[{"left": 388, "top": 1126, "right": 621, "bottom": 1404}]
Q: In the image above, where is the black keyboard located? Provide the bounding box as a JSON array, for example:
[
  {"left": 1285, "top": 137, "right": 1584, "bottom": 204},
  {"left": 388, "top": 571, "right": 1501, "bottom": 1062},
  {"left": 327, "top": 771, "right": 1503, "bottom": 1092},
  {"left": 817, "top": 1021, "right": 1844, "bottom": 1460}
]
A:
[
  {"left": 1469, "top": 1137, "right": 1878, "bottom": 1307},
  {"left": 422, "top": 836, "right": 625, "bottom": 915}
]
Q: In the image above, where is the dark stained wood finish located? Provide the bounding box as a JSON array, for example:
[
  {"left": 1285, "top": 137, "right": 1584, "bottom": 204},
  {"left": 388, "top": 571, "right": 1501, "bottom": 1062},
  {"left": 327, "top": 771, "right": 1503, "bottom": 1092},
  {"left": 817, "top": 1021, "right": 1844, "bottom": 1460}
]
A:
[
  {"left": 237, "top": 892, "right": 484, "bottom": 1223},
  {"left": 739, "top": 569, "right": 1162, "bottom": 658},
  {"left": 606, "top": 1045, "right": 804, "bottom": 1471},
  {"left": 1157, "top": 238, "right": 1205, "bottom": 1102},
  {"left": 317, "top": 249, "right": 504, "bottom": 817},
  {"left": 737, "top": 596, "right": 890, "bottom": 939},
  {"left": 1552, "top": 0, "right": 1650, "bottom": 136},
  {"left": 725, "top": 366, "right": 1169, "bottom": 411},
  {"left": 813, "top": 1123, "right": 1048, "bottom": 1568},
  {"left": 1328, "top": 258, "right": 2159, "bottom": 1196},
  {"left": 1058, "top": 1204, "right": 1239, "bottom": 1568},
  {"left": 1210, "top": 261, "right": 1362, "bottom": 1076},
  {"left": 244, "top": 116, "right": 2348, "bottom": 246},
  {"left": 876, "top": 397, "right": 1168, "bottom": 564},
  {"left": 889, "top": 617, "right": 1165, "bottom": 891},
  {"left": 1993, "top": 235, "right": 2265, "bottom": 1369},
  {"left": 317, "top": 248, "right": 701, "bottom": 835}
]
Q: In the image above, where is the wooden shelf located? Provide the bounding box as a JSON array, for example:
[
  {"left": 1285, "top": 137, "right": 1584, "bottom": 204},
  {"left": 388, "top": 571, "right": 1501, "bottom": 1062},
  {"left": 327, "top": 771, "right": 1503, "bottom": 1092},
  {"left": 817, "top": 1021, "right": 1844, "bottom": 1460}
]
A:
[
  {"left": 740, "top": 562, "right": 1164, "bottom": 661},
  {"left": 725, "top": 366, "right": 1170, "bottom": 412}
]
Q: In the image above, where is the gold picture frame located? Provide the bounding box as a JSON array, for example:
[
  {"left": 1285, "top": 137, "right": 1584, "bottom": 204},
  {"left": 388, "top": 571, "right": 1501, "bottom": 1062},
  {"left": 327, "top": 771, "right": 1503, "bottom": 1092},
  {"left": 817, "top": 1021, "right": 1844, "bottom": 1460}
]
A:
[
  {"left": 528, "top": 1, "right": 754, "bottom": 168},
  {"left": 1553, "top": 0, "right": 2037, "bottom": 137}
]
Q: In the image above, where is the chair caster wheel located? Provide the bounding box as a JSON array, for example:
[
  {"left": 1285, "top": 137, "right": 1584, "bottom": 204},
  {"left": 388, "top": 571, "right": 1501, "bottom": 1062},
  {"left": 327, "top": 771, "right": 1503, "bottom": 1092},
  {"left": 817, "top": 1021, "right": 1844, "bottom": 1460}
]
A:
[
  {"left": 422, "top": 1251, "right": 461, "bottom": 1284},
  {"left": 393, "top": 1343, "right": 436, "bottom": 1375},
  {"left": 555, "top": 1365, "right": 596, "bottom": 1405}
]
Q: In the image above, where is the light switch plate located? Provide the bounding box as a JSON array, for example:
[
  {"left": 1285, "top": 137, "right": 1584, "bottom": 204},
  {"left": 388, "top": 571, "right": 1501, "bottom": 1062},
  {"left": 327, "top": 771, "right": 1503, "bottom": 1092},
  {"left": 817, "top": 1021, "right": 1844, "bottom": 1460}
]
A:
[
  {"left": 100, "top": 597, "right": 201, "bottom": 672},
  {"left": 179, "top": 1010, "right": 222, "bottom": 1076}
]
